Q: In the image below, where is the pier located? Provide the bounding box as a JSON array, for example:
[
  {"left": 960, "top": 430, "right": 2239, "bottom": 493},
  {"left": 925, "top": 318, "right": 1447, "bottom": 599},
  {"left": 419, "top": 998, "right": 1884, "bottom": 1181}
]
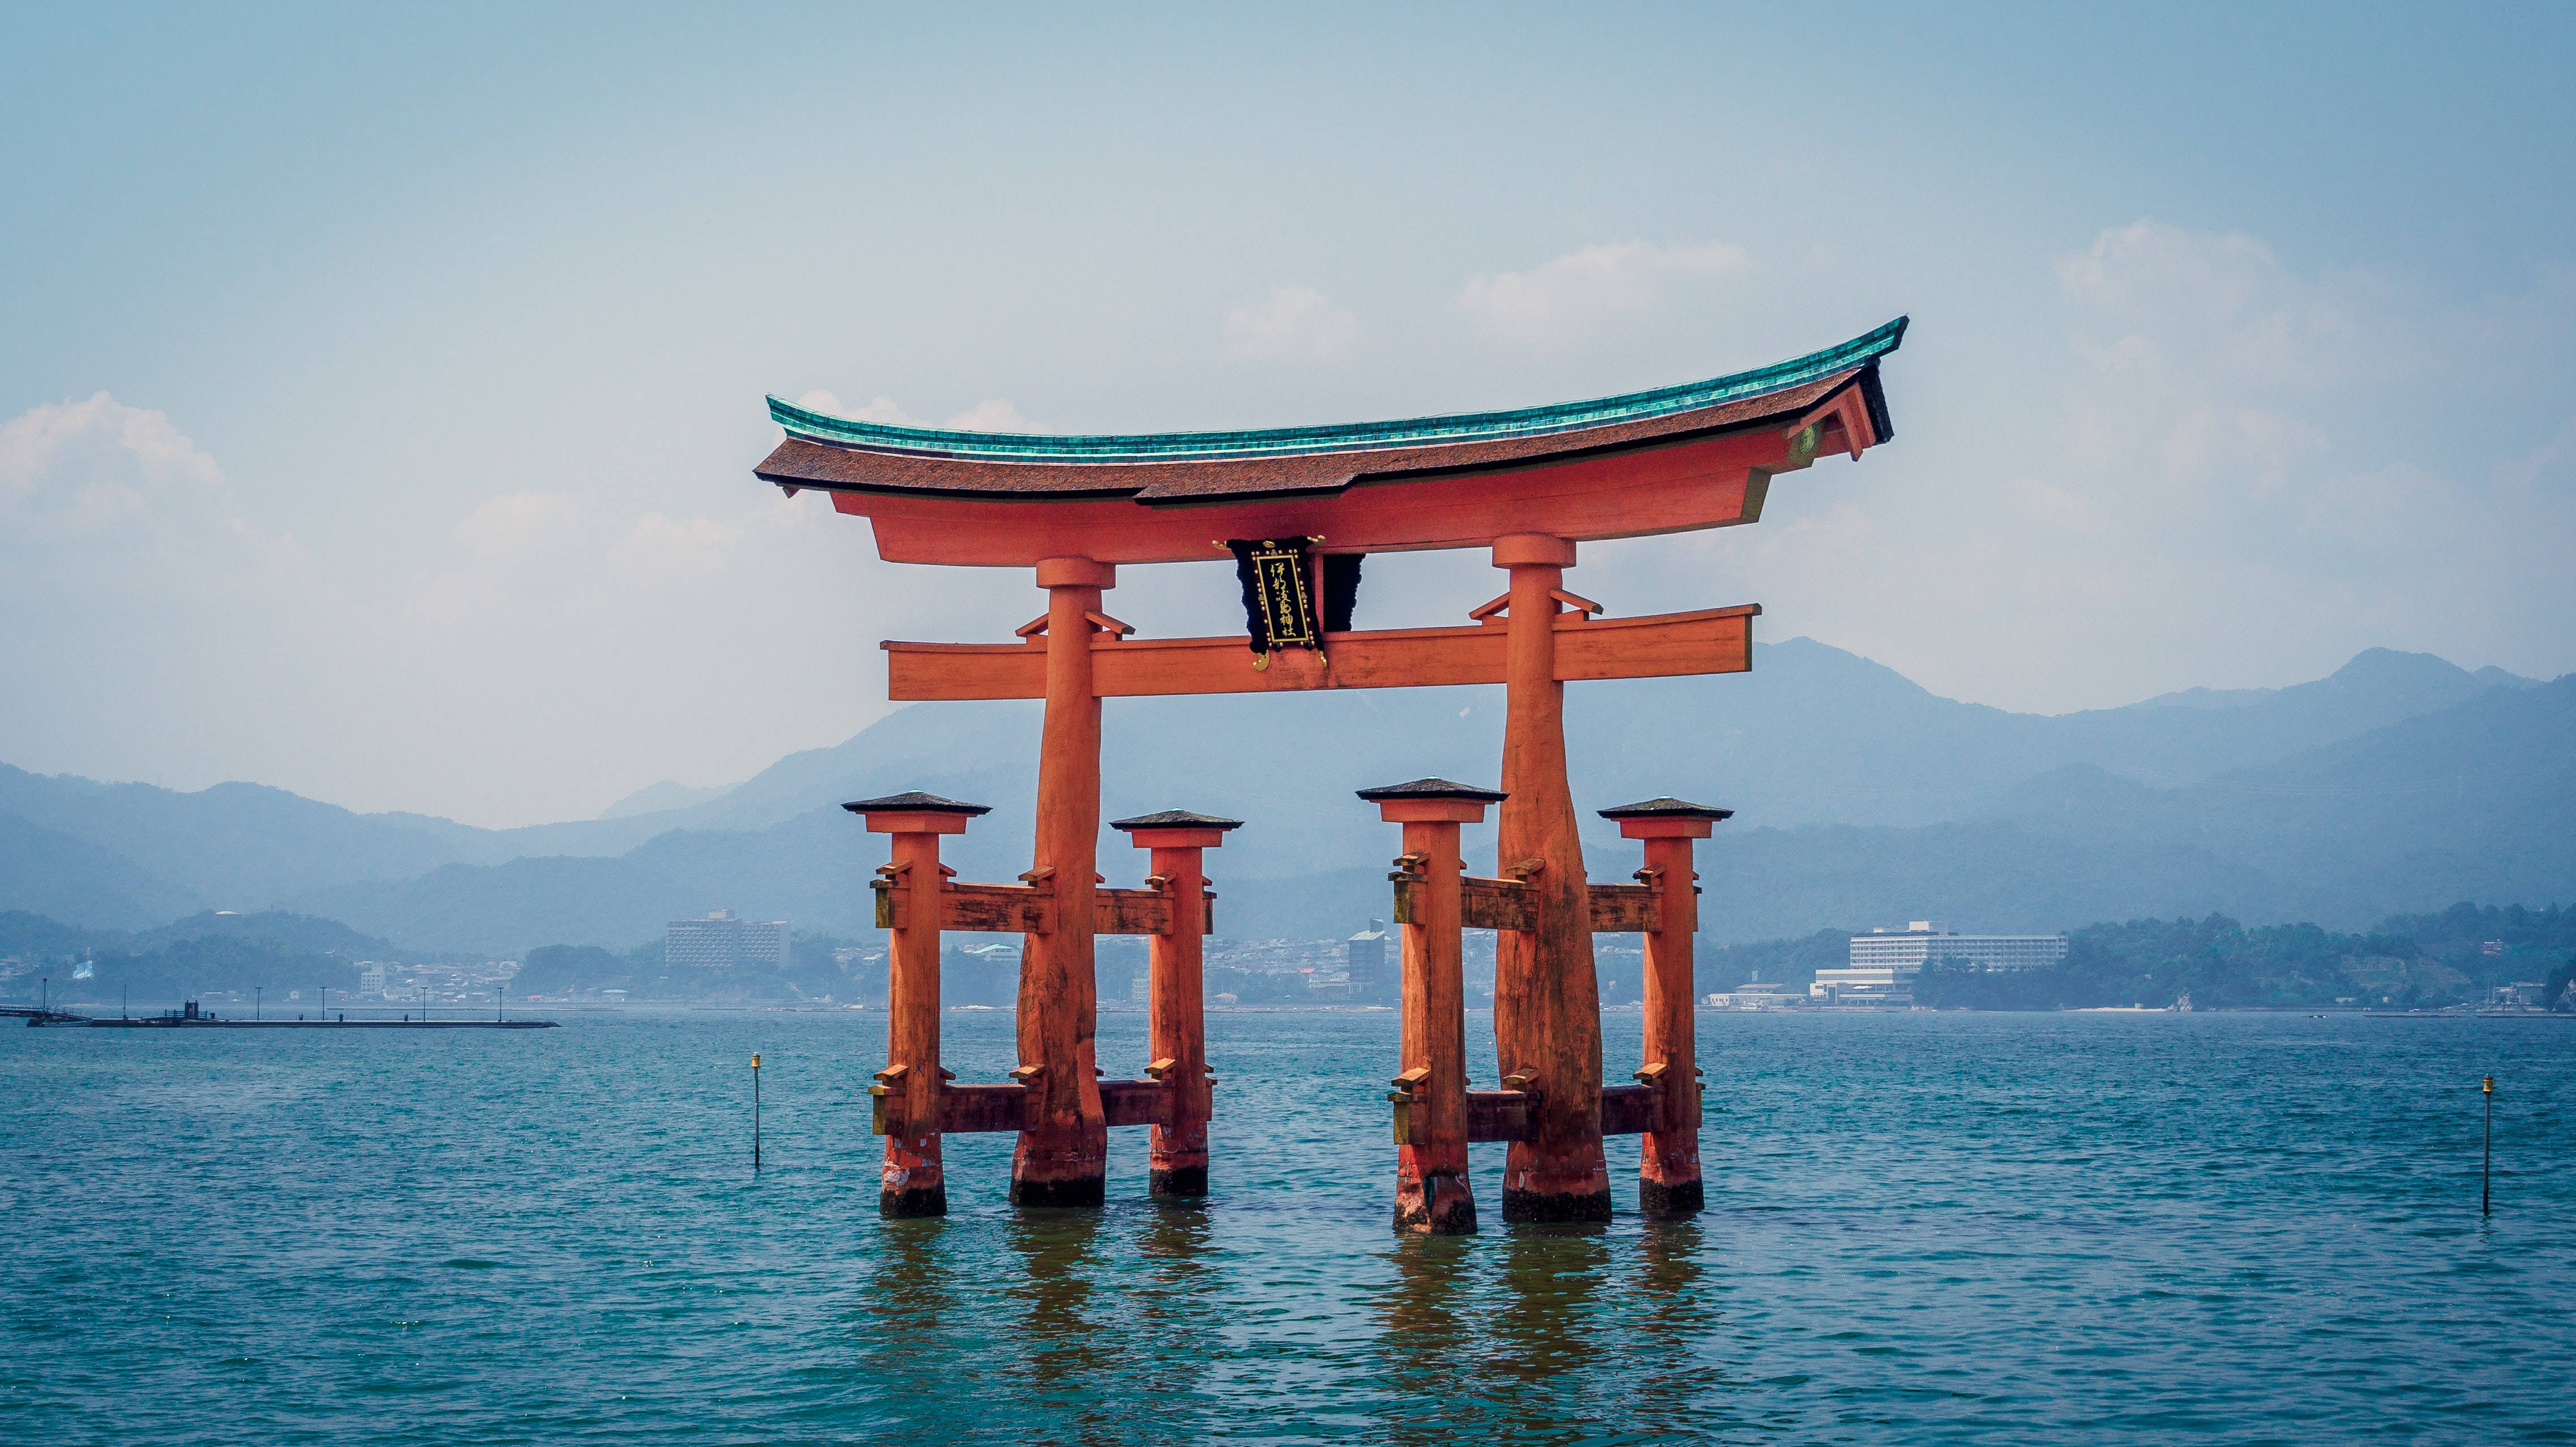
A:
[{"left": 8, "top": 1003, "right": 557, "bottom": 1029}]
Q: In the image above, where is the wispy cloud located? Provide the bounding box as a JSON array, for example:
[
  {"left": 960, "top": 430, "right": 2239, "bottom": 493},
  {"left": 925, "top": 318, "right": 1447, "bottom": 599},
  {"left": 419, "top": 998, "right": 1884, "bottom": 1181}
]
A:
[
  {"left": 1221, "top": 285, "right": 1360, "bottom": 363},
  {"left": 1455, "top": 241, "right": 1745, "bottom": 346}
]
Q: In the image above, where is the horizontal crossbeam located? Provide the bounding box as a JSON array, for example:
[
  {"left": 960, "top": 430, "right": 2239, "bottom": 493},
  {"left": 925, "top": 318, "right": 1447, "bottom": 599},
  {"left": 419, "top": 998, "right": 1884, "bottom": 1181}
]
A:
[
  {"left": 872, "top": 881, "right": 1216, "bottom": 935},
  {"left": 899, "top": 1079, "right": 1173, "bottom": 1135},
  {"left": 1388, "top": 875, "right": 1663, "bottom": 934},
  {"left": 883, "top": 605, "right": 1758, "bottom": 701},
  {"left": 1463, "top": 1084, "right": 1665, "bottom": 1141}
]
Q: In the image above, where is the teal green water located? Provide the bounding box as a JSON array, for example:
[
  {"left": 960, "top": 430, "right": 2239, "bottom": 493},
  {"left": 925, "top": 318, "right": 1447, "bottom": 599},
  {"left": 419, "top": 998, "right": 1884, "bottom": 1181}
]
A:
[{"left": 2, "top": 1010, "right": 2568, "bottom": 1444}]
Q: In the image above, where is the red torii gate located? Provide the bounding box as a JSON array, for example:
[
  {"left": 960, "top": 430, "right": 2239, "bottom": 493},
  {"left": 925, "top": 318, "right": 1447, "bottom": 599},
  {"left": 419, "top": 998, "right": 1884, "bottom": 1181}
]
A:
[{"left": 760, "top": 318, "right": 1905, "bottom": 1225}]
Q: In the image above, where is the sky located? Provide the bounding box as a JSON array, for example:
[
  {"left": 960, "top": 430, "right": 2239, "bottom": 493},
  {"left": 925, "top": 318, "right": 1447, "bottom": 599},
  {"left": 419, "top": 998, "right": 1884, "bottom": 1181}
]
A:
[{"left": 3, "top": 3, "right": 2572, "bottom": 828}]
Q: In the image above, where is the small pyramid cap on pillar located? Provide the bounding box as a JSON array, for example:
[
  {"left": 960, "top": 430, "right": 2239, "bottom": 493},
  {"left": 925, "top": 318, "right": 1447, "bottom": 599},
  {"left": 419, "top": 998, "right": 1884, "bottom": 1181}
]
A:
[
  {"left": 1599, "top": 795, "right": 1731, "bottom": 839},
  {"left": 844, "top": 790, "right": 990, "bottom": 834},
  {"left": 1596, "top": 797, "right": 1732, "bottom": 821},
  {"left": 1358, "top": 777, "right": 1505, "bottom": 824},
  {"left": 1355, "top": 778, "right": 1507, "bottom": 804},
  {"left": 843, "top": 791, "right": 992, "bottom": 815},
  {"left": 1109, "top": 809, "right": 1245, "bottom": 832},
  {"left": 1111, "top": 808, "right": 1242, "bottom": 848}
]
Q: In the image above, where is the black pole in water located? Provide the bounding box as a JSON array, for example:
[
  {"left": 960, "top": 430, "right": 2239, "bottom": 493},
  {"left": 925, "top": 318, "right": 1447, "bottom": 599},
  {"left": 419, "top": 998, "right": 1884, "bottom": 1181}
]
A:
[
  {"left": 751, "top": 1053, "right": 763, "bottom": 1174},
  {"left": 2483, "top": 1075, "right": 2495, "bottom": 1216}
]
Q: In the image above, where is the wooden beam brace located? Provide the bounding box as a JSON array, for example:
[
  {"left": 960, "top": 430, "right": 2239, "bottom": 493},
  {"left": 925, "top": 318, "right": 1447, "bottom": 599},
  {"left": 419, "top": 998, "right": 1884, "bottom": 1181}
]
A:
[
  {"left": 925, "top": 1080, "right": 1174, "bottom": 1133},
  {"left": 1394, "top": 874, "right": 1661, "bottom": 934},
  {"left": 878, "top": 882, "right": 1218, "bottom": 936},
  {"left": 1586, "top": 882, "right": 1661, "bottom": 933},
  {"left": 1600, "top": 1083, "right": 1661, "bottom": 1136},
  {"left": 883, "top": 604, "right": 1758, "bottom": 701},
  {"left": 1465, "top": 1088, "right": 1535, "bottom": 1143},
  {"left": 940, "top": 882, "right": 1055, "bottom": 935}
]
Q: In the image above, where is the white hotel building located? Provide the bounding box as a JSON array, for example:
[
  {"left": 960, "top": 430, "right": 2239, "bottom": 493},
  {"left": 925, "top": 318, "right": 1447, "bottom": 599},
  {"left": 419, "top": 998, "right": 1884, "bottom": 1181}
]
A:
[
  {"left": 1810, "top": 921, "right": 2069, "bottom": 1005},
  {"left": 666, "top": 910, "right": 792, "bottom": 972}
]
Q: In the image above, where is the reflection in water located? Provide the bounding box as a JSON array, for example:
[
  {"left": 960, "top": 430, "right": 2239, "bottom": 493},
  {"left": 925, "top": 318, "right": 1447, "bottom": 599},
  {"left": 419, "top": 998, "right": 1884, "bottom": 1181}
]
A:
[
  {"left": 1008, "top": 1207, "right": 1111, "bottom": 1392},
  {"left": 854, "top": 1217, "right": 958, "bottom": 1406},
  {"left": 1378, "top": 1235, "right": 1477, "bottom": 1447},
  {"left": 1129, "top": 1204, "right": 1217, "bottom": 1407},
  {"left": 1628, "top": 1220, "right": 1710, "bottom": 1435},
  {"left": 1486, "top": 1225, "right": 1611, "bottom": 1398}
]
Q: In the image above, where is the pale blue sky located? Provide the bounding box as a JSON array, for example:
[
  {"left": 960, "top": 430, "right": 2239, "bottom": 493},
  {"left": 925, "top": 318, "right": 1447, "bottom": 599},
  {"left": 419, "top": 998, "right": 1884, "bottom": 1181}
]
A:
[{"left": 5, "top": 3, "right": 2571, "bottom": 825}]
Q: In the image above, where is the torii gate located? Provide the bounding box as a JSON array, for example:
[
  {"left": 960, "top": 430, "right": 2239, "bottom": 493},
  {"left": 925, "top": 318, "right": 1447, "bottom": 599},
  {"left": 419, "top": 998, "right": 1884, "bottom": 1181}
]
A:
[{"left": 758, "top": 317, "right": 1905, "bottom": 1223}]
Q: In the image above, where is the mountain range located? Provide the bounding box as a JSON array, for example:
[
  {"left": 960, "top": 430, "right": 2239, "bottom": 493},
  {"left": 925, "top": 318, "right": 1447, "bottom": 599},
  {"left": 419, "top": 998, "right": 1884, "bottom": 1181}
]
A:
[{"left": 0, "top": 641, "right": 2561, "bottom": 952}]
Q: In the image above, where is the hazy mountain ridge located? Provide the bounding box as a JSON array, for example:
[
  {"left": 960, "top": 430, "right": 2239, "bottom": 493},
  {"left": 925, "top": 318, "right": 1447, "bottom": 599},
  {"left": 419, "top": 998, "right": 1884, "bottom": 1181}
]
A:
[{"left": 2, "top": 643, "right": 2556, "bottom": 950}]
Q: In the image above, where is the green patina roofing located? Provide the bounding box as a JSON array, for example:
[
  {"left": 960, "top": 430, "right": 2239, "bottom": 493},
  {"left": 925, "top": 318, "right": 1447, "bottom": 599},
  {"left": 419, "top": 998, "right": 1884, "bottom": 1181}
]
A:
[{"left": 769, "top": 316, "right": 1906, "bottom": 463}]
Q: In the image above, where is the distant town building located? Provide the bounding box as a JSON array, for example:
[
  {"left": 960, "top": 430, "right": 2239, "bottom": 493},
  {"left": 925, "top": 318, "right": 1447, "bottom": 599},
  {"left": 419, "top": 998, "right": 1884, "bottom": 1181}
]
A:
[
  {"left": 1129, "top": 973, "right": 1150, "bottom": 1006},
  {"left": 1812, "top": 921, "right": 2069, "bottom": 1004},
  {"left": 1848, "top": 921, "right": 2068, "bottom": 973},
  {"left": 358, "top": 961, "right": 388, "bottom": 997},
  {"left": 1348, "top": 921, "right": 1391, "bottom": 998},
  {"left": 666, "top": 910, "right": 792, "bottom": 972},
  {"left": 2492, "top": 981, "right": 2547, "bottom": 1007},
  {"left": 1704, "top": 979, "right": 1798, "bottom": 1009}
]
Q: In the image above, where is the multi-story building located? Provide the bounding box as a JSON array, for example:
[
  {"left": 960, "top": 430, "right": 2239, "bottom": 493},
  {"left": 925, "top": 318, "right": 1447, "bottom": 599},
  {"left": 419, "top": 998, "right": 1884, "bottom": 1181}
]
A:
[
  {"left": 666, "top": 911, "right": 792, "bottom": 972},
  {"left": 1846, "top": 921, "right": 2068, "bottom": 973},
  {"left": 1347, "top": 921, "right": 1391, "bottom": 999},
  {"left": 1812, "top": 921, "right": 2068, "bottom": 1003},
  {"left": 358, "top": 961, "right": 388, "bottom": 997}
]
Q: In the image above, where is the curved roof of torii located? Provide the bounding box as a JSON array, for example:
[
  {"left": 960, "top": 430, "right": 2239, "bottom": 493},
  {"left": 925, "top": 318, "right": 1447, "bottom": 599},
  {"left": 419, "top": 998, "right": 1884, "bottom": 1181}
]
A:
[{"left": 756, "top": 317, "right": 1904, "bottom": 567}]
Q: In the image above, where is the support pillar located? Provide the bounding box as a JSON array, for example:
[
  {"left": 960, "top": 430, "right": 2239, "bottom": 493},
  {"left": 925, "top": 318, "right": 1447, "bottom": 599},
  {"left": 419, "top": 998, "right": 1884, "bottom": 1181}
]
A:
[
  {"left": 1111, "top": 809, "right": 1241, "bottom": 1199},
  {"left": 1014, "top": 555, "right": 1115, "bottom": 1207},
  {"left": 1600, "top": 797, "right": 1731, "bottom": 1217},
  {"left": 846, "top": 791, "right": 993, "bottom": 1217},
  {"left": 1361, "top": 778, "right": 1503, "bottom": 1234},
  {"left": 1489, "top": 533, "right": 1609, "bottom": 1222}
]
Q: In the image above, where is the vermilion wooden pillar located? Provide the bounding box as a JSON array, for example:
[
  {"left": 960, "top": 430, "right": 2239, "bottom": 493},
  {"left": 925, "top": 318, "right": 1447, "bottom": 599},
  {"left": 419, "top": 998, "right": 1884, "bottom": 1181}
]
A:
[
  {"left": 1360, "top": 778, "right": 1503, "bottom": 1235},
  {"left": 845, "top": 791, "right": 993, "bottom": 1217},
  {"left": 1490, "top": 533, "right": 1610, "bottom": 1222},
  {"left": 1015, "top": 555, "right": 1114, "bottom": 1207},
  {"left": 1599, "top": 797, "right": 1732, "bottom": 1217},
  {"left": 1111, "top": 808, "right": 1241, "bottom": 1199}
]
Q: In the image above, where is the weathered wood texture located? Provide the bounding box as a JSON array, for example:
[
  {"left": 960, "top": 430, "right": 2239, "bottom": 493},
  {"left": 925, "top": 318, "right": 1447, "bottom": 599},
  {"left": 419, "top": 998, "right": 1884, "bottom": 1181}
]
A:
[
  {"left": 1101, "top": 1078, "right": 1175, "bottom": 1130},
  {"left": 873, "top": 879, "right": 1214, "bottom": 936},
  {"left": 877, "top": 831, "right": 948, "bottom": 1217},
  {"left": 923, "top": 1079, "right": 1172, "bottom": 1133},
  {"left": 1013, "top": 570, "right": 1108, "bottom": 1206},
  {"left": 1391, "top": 819, "right": 1476, "bottom": 1234},
  {"left": 1142, "top": 842, "right": 1214, "bottom": 1198},
  {"left": 1491, "top": 538, "right": 1612, "bottom": 1223},
  {"left": 1465, "top": 1089, "right": 1535, "bottom": 1143},
  {"left": 1585, "top": 882, "right": 1659, "bottom": 933},
  {"left": 1636, "top": 834, "right": 1705, "bottom": 1215},
  {"left": 884, "top": 606, "right": 1756, "bottom": 702},
  {"left": 941, "top": 1083, "right": 1028, "bottom": 1134},
  {"left": 1392, "top": 874, "right": 1661, "bottom": 935},
  {"left": 1600, "top": 1083, "right": 1661, "bottom": 1137}
]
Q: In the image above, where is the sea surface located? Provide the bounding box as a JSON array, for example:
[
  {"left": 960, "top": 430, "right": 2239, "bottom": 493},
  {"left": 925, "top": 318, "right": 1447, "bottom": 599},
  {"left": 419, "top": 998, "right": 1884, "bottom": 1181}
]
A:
[{"left": 2, "top": 1007, "right": 2568, "bottom": 1444}]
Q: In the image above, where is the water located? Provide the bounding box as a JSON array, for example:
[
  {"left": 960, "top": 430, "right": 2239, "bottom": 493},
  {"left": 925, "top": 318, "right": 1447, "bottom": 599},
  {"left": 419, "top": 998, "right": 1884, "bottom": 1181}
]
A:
[{"left": 2, "top": 1008, "right": 2568, "bottom": 1444}]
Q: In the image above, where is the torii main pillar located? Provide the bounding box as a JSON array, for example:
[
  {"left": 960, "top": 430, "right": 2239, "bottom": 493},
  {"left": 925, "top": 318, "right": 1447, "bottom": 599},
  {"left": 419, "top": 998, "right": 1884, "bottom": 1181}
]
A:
[
  {"left": 1490, "top": 533, "right": 1610, "bottom": 1221},
  {"left": 1014, "top": 555, "right": 1114, "bottom": 1206}
]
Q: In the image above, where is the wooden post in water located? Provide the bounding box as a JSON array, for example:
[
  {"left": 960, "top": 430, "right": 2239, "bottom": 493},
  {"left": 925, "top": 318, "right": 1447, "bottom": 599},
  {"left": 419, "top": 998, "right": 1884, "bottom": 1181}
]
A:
[
  {"left": 1013, "top": 556, "right": 1115, "bottom": 1208},
  {"left": 2483, "top": 1074, "right": 2494, "bottom": 1216},
  {"left": 1111, "top": 809, "right": 1241, "bottom": 1199},
  {"left": 1600, "top": 797, "right": 1732, "bottom": 1217},
  {"left": 1362, "top": 778, "right": 1505, "bottom": 1235},
  {"left": 1489, "top": 533, "right": 1610, "bottom": 1222},
  {"left": 752, "top": 1052, "right": 763, "bottom": 1174},
  {"left": 847, "top": 790, "right": 993, "bottom": 1217}
]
